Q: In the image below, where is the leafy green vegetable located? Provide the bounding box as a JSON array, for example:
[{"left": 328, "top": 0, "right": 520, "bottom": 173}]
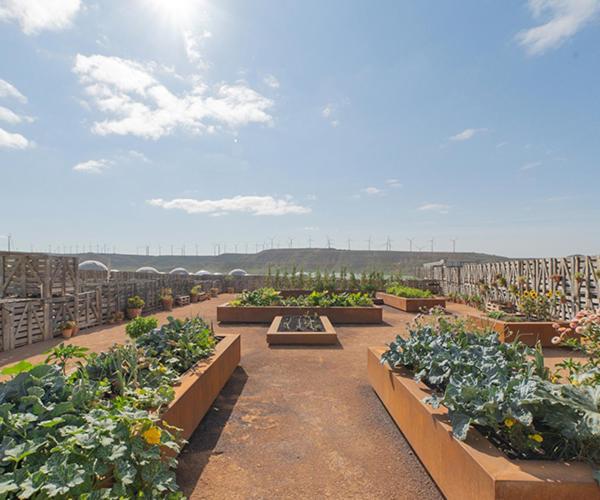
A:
[
  {"left": 381, "top": 315, "right": 600, "bottom": 469},
  {"left": 0, "top": 315, "right": 216, "bottom": 498},
  {"left": 230, "top": 288, "right": 373, "bottom": 307},
  {"left": 125, "top": 315, "right": 158, "bottom": 339},
  {"left": 385, "top": 284, "right": 433, "bottom": 298}
]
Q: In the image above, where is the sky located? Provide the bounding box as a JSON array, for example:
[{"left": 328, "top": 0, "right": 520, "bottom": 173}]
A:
[{"left": 1, "top": 0, "right": 599, "bottom": 258}]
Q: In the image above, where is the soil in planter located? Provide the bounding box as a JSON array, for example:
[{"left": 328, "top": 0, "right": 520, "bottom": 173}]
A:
[{"left": 278, "top": 315, "right": 325, "bottom": 332}]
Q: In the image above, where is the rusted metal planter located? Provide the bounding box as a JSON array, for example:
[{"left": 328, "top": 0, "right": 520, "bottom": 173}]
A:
[
  {"left": 467, "top": 314, "right": 569, "bottom": 347},
  {"left": 161, "top": 334, "right": 241, "bottom": 440},
  {"left": 266, "top": 316, "right": 337, "bottom": 345},
  {"left": 217, "top": 303, "right": 382, "bottom": 324},
  {"left": 367, "top": 346, "right": 599, "bottom": 500},
  {"left": 376, "top": 292, "right": 446, "bottom": 312}
]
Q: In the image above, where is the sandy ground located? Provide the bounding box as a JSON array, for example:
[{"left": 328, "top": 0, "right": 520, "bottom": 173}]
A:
[{"left": 0, "top": 296, "right": 583, "bottom": 499}]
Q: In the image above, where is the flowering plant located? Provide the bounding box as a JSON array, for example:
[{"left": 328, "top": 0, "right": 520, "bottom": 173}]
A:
[
  {"left": 553, "top": 309, "right": 600, "bottom": 386},
  {"left": 517, "top": 289, "right": 559, "bottom": 321}
]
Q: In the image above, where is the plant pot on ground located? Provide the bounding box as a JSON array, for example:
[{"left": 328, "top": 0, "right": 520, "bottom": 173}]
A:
[
  {"left": 190, "top": 285, "right": 202, "bottom": 303},
  {"left": 160, "top": 288, "right": 174, "bottom": 311},
  {"left": 127, "top": 295, "right": 145, "bottom": 319},
  {"left": 60, "top": 320, "right": 77, "bottom": 339}
]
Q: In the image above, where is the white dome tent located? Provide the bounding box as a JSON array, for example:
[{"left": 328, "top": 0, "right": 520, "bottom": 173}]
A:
[
  {"left": 136, "top": 266, "right": 160, "bottom": 274},
  {"left": 228, "top": 269, "right": 248, "bottom": 277},
  {"left": 169, "top": 267, "right": 189, "bottom": 275},
  {"left": 78, "top": 260, "right": 109, "bottom": 272},
  {"left": 195, "top": 270, "right": 212, "bottom": 276}
]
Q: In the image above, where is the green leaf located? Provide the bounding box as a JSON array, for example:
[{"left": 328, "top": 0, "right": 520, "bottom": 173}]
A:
[
  {"left": 450, "top": 412, "right": 471, "bottom": 441},
  {"left": 0, "top": 360, "right": 34, "bottom": 376}
]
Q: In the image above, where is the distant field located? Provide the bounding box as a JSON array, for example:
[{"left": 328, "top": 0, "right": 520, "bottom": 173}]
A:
[{"left": 73, "top": 248, "right": 509, "bottom": 275}]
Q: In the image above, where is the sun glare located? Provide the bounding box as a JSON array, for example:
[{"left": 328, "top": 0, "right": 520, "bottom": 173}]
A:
[{"left": 147, "top": 0, "right": 202, "bottom": 27}]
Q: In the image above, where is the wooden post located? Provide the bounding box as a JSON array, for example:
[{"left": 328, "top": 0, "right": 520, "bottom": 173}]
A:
[{"left": 2, "top": 303, "right": 13, "bottom": 352}]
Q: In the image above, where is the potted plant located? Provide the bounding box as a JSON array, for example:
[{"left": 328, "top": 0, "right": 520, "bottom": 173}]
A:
[
  {"left": 60, "top": 320, "right": 77, "bottom": 339},
  {"left": 127, "top": 295, "right": 145, "bottom": 319},
  {"left": 190, "top": 285, "right": 202, "bottom": 303},
  {"left": 160, "top": 288, "right": 174, "bottom": 311}
]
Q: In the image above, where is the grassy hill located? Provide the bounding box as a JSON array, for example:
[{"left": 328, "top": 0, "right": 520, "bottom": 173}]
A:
[{"left": 76, "top": 248, "right": 508, "bottom": 275}]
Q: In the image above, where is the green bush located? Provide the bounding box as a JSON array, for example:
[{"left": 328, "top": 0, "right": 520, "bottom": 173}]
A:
[
  {"left": 125, "top": 316, "right": 158, "bottom": 339},
  {"left": 127, "top": 295, "right": 145, "bottom": 309},
  {"left": 385, "top": 284, "right": 433, "bottom": 298}
]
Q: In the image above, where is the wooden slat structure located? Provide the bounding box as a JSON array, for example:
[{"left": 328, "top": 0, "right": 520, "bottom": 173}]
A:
[{"left": 428, "top": 255, "right": 600, "bottom": 319}]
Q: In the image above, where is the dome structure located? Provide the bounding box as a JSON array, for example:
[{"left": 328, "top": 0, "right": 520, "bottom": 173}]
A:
[
  {"left": 169, "top": 267, "right": 189, "bottom": 275},
  {"left": 228, "top": 268, "right": 248, "bottom": 277},
  {"left": 78, "top": 260, "right": 109, "bottom": 272},
  {"left": 212, "top": 272, "right": 223, "bottom": 276},
  {"left": 136, "top": 266, "right": 160, "bottom": 274},
  {"left": 195, "top": 270, "right": 212, "bottom": 276}
]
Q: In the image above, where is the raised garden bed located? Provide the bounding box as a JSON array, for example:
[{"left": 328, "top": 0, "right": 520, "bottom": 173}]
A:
[
  {"left": 162, "top": 334, "right": 241, "bottom": 440},
  {"left": 217, "top": 303, "right": 382, "bottom": 324},
  {"left": 376, "top": 292, "right": 446, "bottom": 312},
  {"left": 266, "top": 315, "right": 337, "bottom": 345},
  {"left": 467, "top": 314, "right": 569, "bottom": 347},
  {"left": 368, "top": 346, "right": 599, "bottom": 500}
]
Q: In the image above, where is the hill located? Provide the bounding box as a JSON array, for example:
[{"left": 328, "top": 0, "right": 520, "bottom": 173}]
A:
[{"left": 75, "top": 248, "right": 508, "bottom": 275}]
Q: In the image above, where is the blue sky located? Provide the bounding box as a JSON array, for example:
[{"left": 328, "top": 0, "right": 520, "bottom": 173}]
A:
[{"left": 1, "top": 0, "right": 599, "bottom": 258}]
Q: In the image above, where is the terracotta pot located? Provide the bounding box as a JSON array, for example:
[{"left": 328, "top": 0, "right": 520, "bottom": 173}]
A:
[
  {"left": 226, "top": 287, "right": 235, "bottom": 294},
  {"left": 62, "top": 328, "right": 74, "bottom": 339},
  {"left": 127, "top": 308, "right": 142, "bottom": 319},
  {"left": 162, "top": 298, "right": 173, "bottom": 311},
  {"left": 191, "top": 294, "right": 199, "bottom": 303},
  {"left": 72, "top": 325, "right": 80, "bottom": 336}
]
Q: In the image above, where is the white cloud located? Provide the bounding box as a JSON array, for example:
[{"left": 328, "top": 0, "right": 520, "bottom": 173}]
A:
[
  {"left": 449, "top": 128, "right": 487, "bottom": 141},
  {"left": 183, "top": 30, "right": 211, "bottom": 70},
  {"left": 385, "top": 178, "right": 402, "bottom": 188},
  {"left": 521, "top": 160, "right": 542, "bottom": 170},
  {"left": 0, "top": 0, "right": 81, "bottom": 35},
  {"left": 362, "top": 186, "right": 382, "bottom": 195},
  {"left": 496, "top": 141, "right": 508, "bottom": 148},
  {"left": 322, "top": 104, "right": 333, "bottom": 118},
  {"left": 0, "top": 105, "right": 22, "bottom": 124},
  {"left": 73, "top": 54, "right": 274, "bottom": 140},
  {"left": 0, "top": 78, "right": 26, "bottom": 102},
  {"left": 263, "top": 74, "right": 280, "bottom": 89},
  {"left": 148, "top": 195, "right": 311, "bottom": 216},
  {"left": 517, "top": 0, "right": 600, "bottom": 55},
  {"left": 73, "top": 159, "right": 111, "bottom": 174},
  {"left": 0, "top": 127, "right": 31, "bottom": 149},
  {"left": 127, "top": 150, "right": 151, "bottom": 163},
  {"left": 418, "top": 203, "right": 450, "bottom": 214}
]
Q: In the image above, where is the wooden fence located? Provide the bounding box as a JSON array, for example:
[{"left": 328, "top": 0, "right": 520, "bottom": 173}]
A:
[{"left": 429, "top": 255, "right": 600, "bottom": 319}]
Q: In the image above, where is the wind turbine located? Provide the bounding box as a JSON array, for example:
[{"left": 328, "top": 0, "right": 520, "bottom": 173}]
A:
[
  {"left": 451, "top": 238, "right": 457, "bottom": 253},
  {"left": 366, "top": 236, "right": 372, "bottom": 251},
  {"left": 347, "top": 237, "right": 352, "bottom": 250},
  {"left": 407, "top": 237, "right": 414, "bottom": 252},
  {"left": 326, "top": 236, "right": 333, "bottom": 249}
]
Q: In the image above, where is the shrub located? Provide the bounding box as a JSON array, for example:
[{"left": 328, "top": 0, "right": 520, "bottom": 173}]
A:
[
  {"left": 126, "top": 316, "right": 158, "bottom": 339},
  {"left": 386, "top": 284, "right": 433, "bottom": 298},
  {"left": 127, "top": 295, "right": 145, "bottom": 309}
]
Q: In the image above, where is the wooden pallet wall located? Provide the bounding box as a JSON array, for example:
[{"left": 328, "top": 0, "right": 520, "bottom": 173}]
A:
[{"left": 430, "top": 255, "right": 600, "bottom": 319}]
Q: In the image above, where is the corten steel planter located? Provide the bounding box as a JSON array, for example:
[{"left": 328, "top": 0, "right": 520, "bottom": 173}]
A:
[
  {"left": 467, "top": 314, "right": 570, "bottom": 347},
  {"left": 367, "top": 347, "right": 599, "bottom": 500},
  {"left": 376, "top": 292, "right": 446, "bottom": 312},
  {"left": 161, "top": 334, "right": 241, "bottom": 441},
  {"left": 217, "top": 303, "right": 383, "bottom": 324},
  {"left": 266, "top": 316, "right": 338, "bottom": 345}
]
